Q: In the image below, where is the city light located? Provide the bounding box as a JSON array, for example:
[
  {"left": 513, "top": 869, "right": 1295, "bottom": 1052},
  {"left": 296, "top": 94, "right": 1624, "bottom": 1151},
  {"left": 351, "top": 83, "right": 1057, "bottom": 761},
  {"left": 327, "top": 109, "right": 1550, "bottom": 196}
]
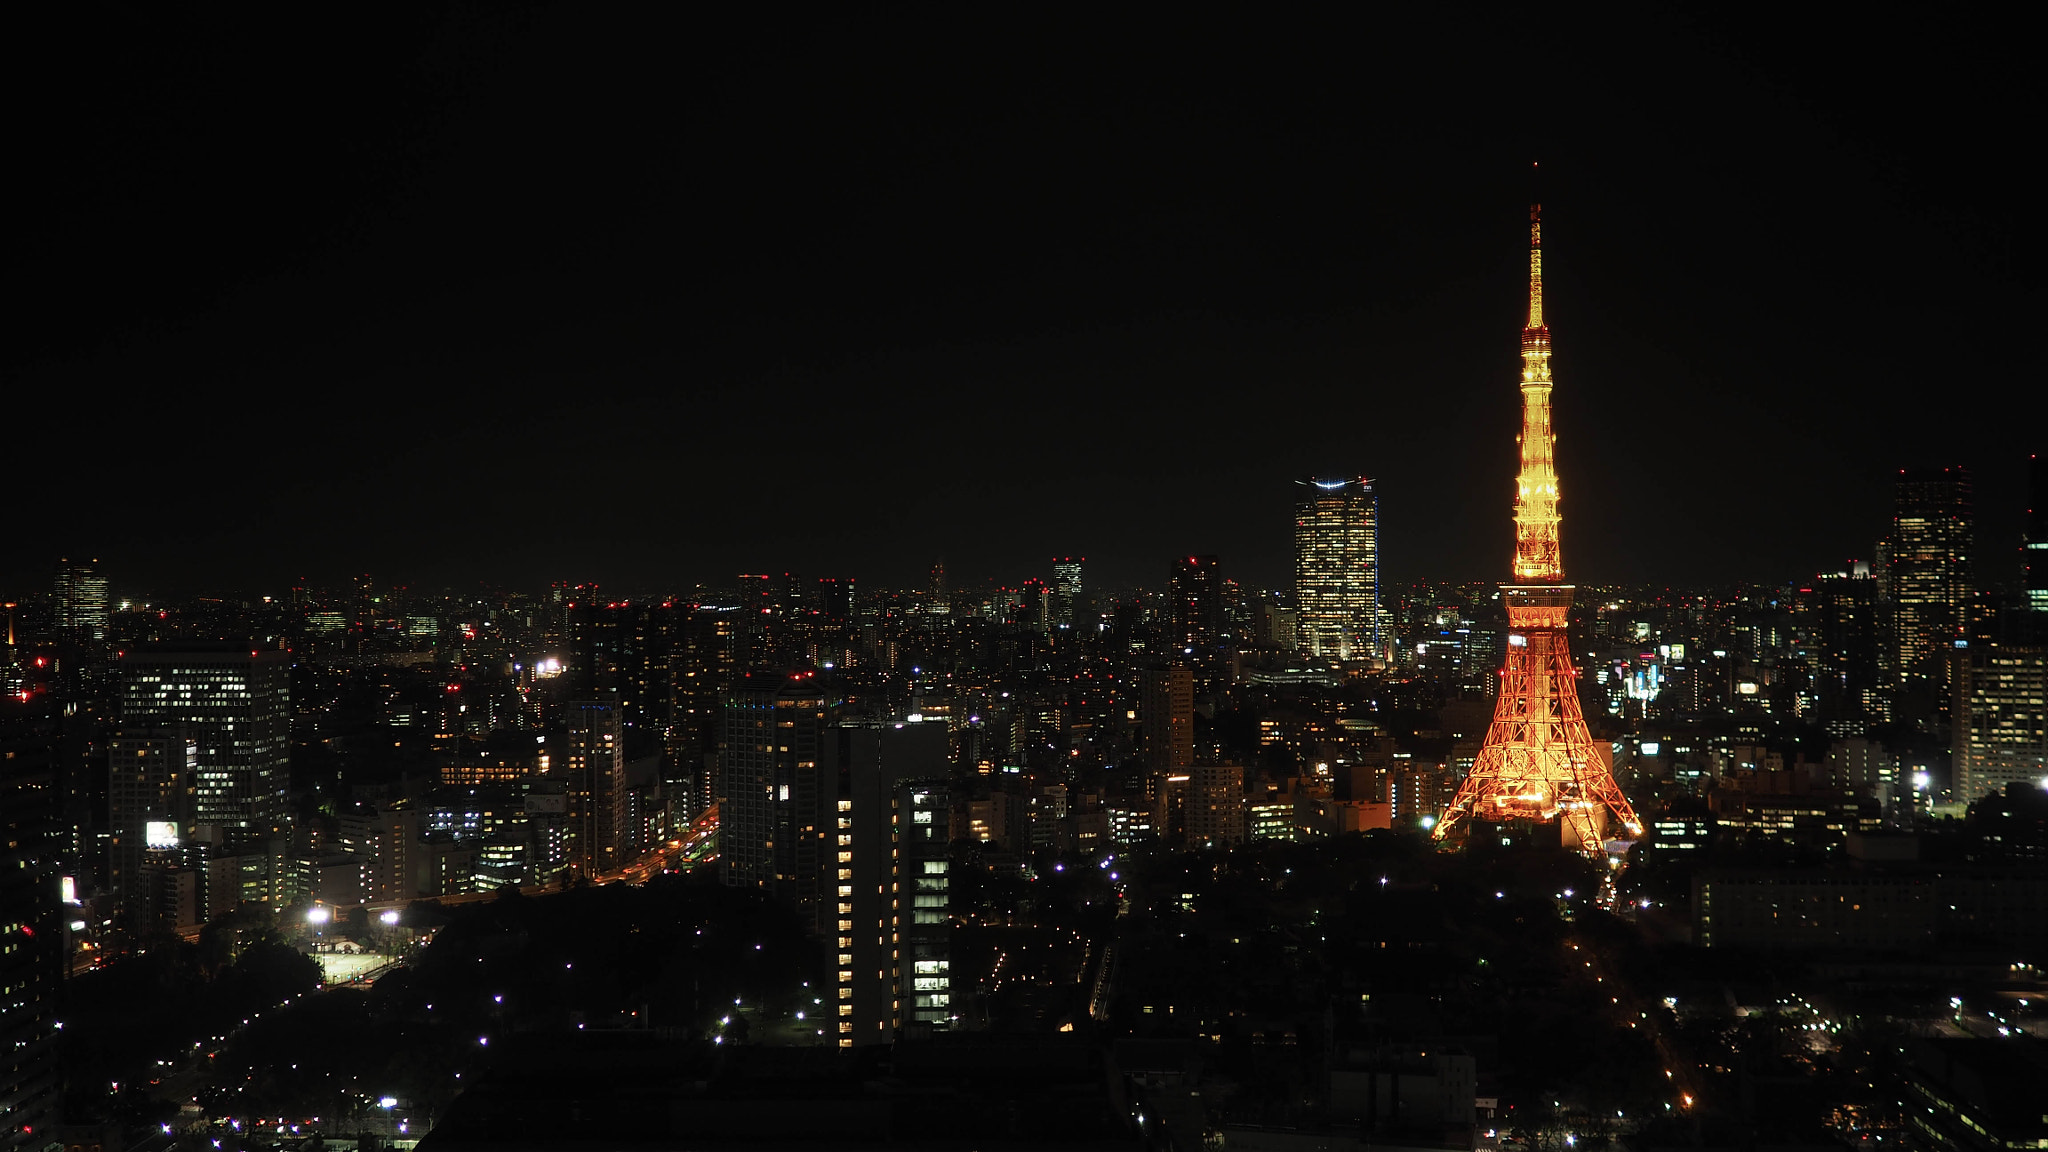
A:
[{"left": 306, "top": 907, "right": 330, "bottom": 925}]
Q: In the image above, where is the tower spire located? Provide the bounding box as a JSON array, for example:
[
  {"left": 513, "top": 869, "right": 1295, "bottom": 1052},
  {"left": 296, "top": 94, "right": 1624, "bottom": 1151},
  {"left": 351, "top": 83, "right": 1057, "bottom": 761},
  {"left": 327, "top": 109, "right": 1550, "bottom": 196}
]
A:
[{"left": 1512, "top": 169, "right": 1562, "bottom": 584}]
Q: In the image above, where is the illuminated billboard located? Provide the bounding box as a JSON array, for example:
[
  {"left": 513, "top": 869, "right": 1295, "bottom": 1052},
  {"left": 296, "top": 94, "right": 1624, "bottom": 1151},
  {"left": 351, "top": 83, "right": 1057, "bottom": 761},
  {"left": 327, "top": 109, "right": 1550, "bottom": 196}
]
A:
[{"left": 145, "top": 820, "right": 180, "bottom": 848}]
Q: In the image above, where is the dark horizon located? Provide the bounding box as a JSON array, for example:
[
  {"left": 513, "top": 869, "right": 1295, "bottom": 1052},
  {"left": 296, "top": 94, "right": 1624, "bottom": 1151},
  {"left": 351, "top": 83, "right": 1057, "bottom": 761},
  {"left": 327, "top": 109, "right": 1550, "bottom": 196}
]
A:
[{"left": 10, "top": 7, "right": 2041, "bottom": 599}]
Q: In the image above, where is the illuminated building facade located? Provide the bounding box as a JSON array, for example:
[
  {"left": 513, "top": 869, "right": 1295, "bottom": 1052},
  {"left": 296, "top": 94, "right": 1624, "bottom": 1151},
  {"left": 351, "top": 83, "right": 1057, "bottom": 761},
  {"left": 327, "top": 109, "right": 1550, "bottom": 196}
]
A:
[
  {"left": 669, "top": 603, "right": 742, "bottom": 814},
  {"left": 1169, "top": 555, "right": 1222, "bottom": 655},
  {"left": 563, "top": 701, "right": 625, "bottom": 876},
  {"left": 117, "top": 645, "right": 291, "bottom": 830},
  {"left": 1052, "top": 557, "right": 1084, "bottom": 627},
  {"left": 1294, "top": 477, "right": 1384, "bottom": 661},
  {"left": 718, "top": 673, "right": 833, "bottom": 925},
  {"left": 106, "top": 730, "right": 196, "bottom": 926},
  {"left": 53, "top": 556, "right": 110, "bottom": 642},
  {"left": 1890, "top": 467, "right": 1973, "bottom": 683},
  {"left": 1815, "top": 565, "right": 1883, "bottom": 718},
  {"left": 1953, "top": 646, "right": 2048, "bottom": 803},
  {"left": 568, "top": 601, "right": 677, "bottom": 731},
  {"left": 1140, "top": 665, "right": 1193, "bottom": 775},
  {"left": 0, "top": 702, "right": 61, "bottom": 1147},
  {"left": 1186, "top": 763, "right": 1246, "bottom": 848},
  {"left": 828, "top": 719, "right": 951, "bottom": 1046},
  {"left": 1435, "top": 201, "right": 1643, "bottom": 855}
]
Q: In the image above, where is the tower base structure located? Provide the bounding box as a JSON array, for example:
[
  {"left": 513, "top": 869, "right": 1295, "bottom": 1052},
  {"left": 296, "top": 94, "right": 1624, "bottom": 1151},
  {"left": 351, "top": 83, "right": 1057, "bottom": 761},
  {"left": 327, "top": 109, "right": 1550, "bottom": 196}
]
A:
[{"left": 1434, "top": 584, "right": 1642, "bottom": 856}]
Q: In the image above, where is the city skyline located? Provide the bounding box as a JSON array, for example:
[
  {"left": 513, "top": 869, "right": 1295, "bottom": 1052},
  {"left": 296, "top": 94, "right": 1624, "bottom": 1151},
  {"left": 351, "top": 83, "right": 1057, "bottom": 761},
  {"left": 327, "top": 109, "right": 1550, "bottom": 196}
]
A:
[
  {"left": 8, "top": 12, "right": 2047, "bottom": 1145},
  {"left": 8, "top": 9, "right": 2042, "bottom": 597}
]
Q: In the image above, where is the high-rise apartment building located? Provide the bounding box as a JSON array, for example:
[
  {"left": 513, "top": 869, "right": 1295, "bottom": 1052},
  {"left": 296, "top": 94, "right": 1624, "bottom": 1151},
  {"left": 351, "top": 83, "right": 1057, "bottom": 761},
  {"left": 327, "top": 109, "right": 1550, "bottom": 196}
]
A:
[
  {"left": 562, "top": 701, "right": 627, "bottom": 876},
  {"left": 0, "top": 696, "right": 60, "bottom": 1139},
  {"left": 1140, "top": 666, "right": 1194, "bottom": 775},
  {"left": 1954, "top": 646, "right": 2048, "bottom": 803},
  {"left": 718, "top": 672, "right": 834, "bottom": 925},
  {"left": 53, "top": 556, "right": 110, "bottom": 643},
  {"left": 117, "top": 645, "right": 291, "bottom": 831},
  {"left": 106, "top": 731, "right": 197, "bottom": 925},
  {"left": 1052, "top": 558, "right": 1084, "bottom": 628},
  {"left": 829, "top": 719, "right": 950, "bottom": 1047},
  {"left": 1295, "top": 477, "right": 1385, "bottom": 661},
  {"left": 1890, "top": 467, "right": 1973, "bottom": 682},
  {"left": 0, "top": 701, "right": 61, "bottom": 1148},
  {"left": 567, "top": 601, "right": 676, "bottom": 731},
  {"left": 1169, "top": 555, "right": 1222, "bottom": 656},
  {"left": 1187, "top": 763, "right": 1246, "bottom": 848}
]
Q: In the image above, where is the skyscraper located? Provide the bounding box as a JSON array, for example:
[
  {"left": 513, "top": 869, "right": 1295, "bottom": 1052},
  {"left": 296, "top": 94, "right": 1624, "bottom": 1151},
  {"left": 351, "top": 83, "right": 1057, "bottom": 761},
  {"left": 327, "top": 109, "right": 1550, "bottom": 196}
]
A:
[
  {"left": 1168, "top": 555, "right": 1222, "bottom": 656},
  {"left": 52, "top": 556, "right": 110, "bottom": 643},
  {"left": 1890, "top": 467, "right": 1973, "bottom": 682},
  {"left": 1294, "top": 477, "right": 1384, "bottom": 661},
  {"left": 718, "top": 671, "right": 833, "bottom": 924},
  {"left": 1140, "top": 665, "right": 1193, "bottom": 775},
  {"left": 117, "top": 645, "right": 291, "bottom": 831},
  {"left": 1052, "top": 557, "right": 1084, "bottom": 628},
  {"left": 567, "top": 601, "right": 677, "bottom": 731},
  {"left": 1814, "top": 565, "right": 1883, "bottom": 718},
  {"left": 1435, "top": 198, "right": 1642, "bottom": 855},
  {"left": 829, "top": 718, "right": 950, "bottom": 1046},
  {"left": 562, "top": 700, "right": 627, "bottom": 876},
  {"left": 1953, "top": 646, "right": 2048, "bottom": 803},
  {"left": 106, "top": 731, "right": 197, "bottom": 925},
  {"left": 0, "top": 700, "right": 61, "bottom": 1147}
]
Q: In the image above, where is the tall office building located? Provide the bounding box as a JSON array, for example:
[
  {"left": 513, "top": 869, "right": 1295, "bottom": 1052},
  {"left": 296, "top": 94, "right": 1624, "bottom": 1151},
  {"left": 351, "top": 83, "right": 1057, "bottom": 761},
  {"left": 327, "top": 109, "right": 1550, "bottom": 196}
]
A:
[
  {"left": 567, "top": 601, "right": 677, "bottom": 730},
  {"left": 1814, "top": 566, "right": 1882, "bottom": 716},
  {"left": 2027, "top": 455, "right": 2046, "bottom": 615},
  {"left": 1295, "top": 477, "right": 1385, "bottom": 661},
  {"left": 1140, "top": 666, "right": 1194, "bottom": 775},
  {"left": 669, "top": 604, "right": 743, "bottom": 815},
  {"left": 829, "top": 718, "right": 950, "bottom": 1047},
  {"left": 106, "top": 731, "right": 197, "bottom": 925},
  {"left": 52, "top": 556, "right": 110, "bottom": 643},
  {"left": 1953, "top": 646, "right": 2048, "bottom": 803},
  {"left": 117, "top": 645, "right": 291, "bottom": 831},
  {"left": 562, "top": 701, "right": 628, "bottom": 876},
  {"left": 1169, "top": 555, "right": 1222, "bottom": 656},
  {"left": 800, "top": 576, "right": 857, "bottom": 666},
  {"left": 718, "top": 672, "right": 834, "bottom": 925},
  {"left": 0, "top": 701, "right": 62, "bottom": 1148},
  {"left": 1052, "top": 558, "right": 1084, "bottom": 628},
  {"left": 1890, "top": 467, "right": 1973, "bottom": 682}
]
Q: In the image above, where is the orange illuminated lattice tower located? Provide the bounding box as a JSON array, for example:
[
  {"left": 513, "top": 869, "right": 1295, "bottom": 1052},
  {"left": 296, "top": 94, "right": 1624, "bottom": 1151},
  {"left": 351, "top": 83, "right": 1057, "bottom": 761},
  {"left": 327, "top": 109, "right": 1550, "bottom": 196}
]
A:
[{"left": 1434, "top": 193, "right": 1643, "bottom": 855}]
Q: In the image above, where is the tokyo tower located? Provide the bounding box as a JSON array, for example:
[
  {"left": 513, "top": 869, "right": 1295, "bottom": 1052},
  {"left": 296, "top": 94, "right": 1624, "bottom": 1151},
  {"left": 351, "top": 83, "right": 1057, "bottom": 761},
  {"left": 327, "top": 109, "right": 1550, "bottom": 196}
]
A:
[{"left": 1433, "top": 197, "right": 1643, "bottom": 855}]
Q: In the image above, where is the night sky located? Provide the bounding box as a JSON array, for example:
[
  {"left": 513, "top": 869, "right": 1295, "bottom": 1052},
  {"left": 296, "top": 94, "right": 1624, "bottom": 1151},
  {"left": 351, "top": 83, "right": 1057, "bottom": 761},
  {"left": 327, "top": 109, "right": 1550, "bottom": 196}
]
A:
[{"left": 12, "top": 6, "right": 2041, "bottom": 598}]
